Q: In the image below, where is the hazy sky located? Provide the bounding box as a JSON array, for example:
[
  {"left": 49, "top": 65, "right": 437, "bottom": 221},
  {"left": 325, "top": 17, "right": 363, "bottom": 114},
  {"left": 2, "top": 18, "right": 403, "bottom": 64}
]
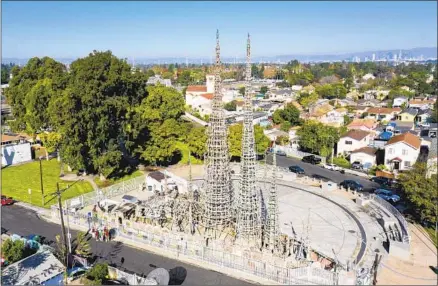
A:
[{"left": 2, "top": 1, "right": 437, "bottom": 58}]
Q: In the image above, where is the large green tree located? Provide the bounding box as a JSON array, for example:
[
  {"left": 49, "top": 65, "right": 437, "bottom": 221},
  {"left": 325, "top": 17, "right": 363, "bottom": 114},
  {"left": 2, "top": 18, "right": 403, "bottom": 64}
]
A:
[
  {"left": 398, "top": 163, "right": 437, "bottom": 224},
  {"left": 187, "top": 126, "right": 207, "bottom": 158},
  {"left": 228, "top": 124, "right": 270, "bottom": 157},
  {"left": 271, "top": 103, "right": 301, "bottom": 125},
  {"left": 297, "top": 120, "right": 341, "bottom": 156},
  {"left": 1, "top": 239, "right": 35, "bottom": 264}
]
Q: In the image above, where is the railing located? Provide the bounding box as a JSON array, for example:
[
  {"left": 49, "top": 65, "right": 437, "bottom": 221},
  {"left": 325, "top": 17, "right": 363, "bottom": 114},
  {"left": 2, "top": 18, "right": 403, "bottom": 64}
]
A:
[
  {"left": 51, "top": 210, "right": 340, "bottom": 285},
  {"left": 369, "top": 194, "right": 410, "bottom": 244}
]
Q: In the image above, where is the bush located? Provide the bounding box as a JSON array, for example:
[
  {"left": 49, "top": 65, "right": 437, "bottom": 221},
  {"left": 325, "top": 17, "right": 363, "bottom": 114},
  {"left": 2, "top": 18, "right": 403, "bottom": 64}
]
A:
[
  {"left": 86, "top": 263, "right": 108, "bottom": 284},
  {"left": 368, "top": 164, "right": 387, "bottom": 175},
  {"left": 1, "top": 238, "right": 36, "bottom": 264},
  {"left": 333, "top": 156, "right": 351, "bottom": 168}
]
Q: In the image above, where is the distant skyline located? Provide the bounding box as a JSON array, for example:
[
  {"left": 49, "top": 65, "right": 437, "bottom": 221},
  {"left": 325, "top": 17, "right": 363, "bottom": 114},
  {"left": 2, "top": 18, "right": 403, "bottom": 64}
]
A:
[{"left": 2, "top": 1, "right": 437, "bottom": 59}]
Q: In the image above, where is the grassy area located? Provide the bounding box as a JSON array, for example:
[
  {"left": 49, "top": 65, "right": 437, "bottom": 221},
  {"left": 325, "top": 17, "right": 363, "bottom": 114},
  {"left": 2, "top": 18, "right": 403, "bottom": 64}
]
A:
[
  {"left": 93, "top": 170, "right": 144, "bottom": 188},
  {"left": 2, "top": 159, "right": 93, "bottom": 208},
  {"left": 425, "top": 227, "right": 438, "bottom": 248},
  {"left": 175, "top": 141, "right": 203, "bottom": 165}
]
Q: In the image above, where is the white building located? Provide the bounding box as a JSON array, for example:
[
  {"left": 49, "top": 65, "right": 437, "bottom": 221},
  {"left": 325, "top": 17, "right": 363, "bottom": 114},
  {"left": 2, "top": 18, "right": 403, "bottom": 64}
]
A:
[
  {"left": 362, "top": 73, "right": 376, "bottom": 81},
  {"left": 146, "top": 75, "right": 172, "bottom": 87},
  {"left": 392, "top": 96, "right": 409, "bottom": 108},
  {"left": 349, "top": 147, "right": 377, "bottom": 169},
  {"left": 337, "top": 130, "right": 372, "bottom": 156},
  {"left": 1, "top": 134, "right": 32, "bottom": 166},
  {"left": 319, "top": 109, "right": 346, "bottom": 127},
  {"left": 384, "top": 132, "right": 421, "bottom": 171}
]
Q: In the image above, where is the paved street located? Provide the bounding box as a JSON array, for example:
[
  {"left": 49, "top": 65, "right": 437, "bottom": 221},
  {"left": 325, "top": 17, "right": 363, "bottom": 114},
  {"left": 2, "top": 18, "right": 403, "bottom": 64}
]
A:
[
  {"left": 1, "top": 205, "right": 253, "bottom": 285},
  {"left": 267, "top": 154, "right": 380, "bottom": 191}
]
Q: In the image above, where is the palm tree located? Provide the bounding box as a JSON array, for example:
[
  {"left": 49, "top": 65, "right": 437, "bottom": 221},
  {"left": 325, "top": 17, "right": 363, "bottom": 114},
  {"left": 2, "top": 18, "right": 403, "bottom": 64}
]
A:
[{"left": 73, "top": 231, "right": 91, "bottom": 258}]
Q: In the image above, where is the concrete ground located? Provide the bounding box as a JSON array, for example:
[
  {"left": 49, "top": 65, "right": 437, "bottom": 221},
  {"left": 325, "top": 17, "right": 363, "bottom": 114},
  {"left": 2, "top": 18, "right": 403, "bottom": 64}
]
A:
[{"left": 377, "top": 224, "right": 437, "bottom": 285}]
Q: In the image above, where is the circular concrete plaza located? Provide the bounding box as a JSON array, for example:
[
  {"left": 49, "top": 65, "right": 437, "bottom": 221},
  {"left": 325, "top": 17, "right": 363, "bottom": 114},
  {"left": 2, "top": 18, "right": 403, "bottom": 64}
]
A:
[{"left": 228, "top": 179, "right": 364, "bottom": 266}]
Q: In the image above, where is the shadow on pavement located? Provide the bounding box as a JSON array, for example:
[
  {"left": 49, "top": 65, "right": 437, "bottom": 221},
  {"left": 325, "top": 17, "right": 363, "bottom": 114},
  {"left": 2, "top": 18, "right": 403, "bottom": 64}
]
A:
[{"left": 168, "top": 266, "right": 187, "bottom": 285}]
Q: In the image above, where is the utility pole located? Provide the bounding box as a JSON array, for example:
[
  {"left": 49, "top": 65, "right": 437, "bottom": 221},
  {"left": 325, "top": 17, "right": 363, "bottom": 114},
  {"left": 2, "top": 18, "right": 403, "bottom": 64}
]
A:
[
  {"left": 39, "top": 158, "right": 45, "bottom": 205},
  {"left": 57, "top": 183, "right": 69, "bottom": 269},
  {"left": 65, "top": 201, "right": 72, "bottom": 253}
]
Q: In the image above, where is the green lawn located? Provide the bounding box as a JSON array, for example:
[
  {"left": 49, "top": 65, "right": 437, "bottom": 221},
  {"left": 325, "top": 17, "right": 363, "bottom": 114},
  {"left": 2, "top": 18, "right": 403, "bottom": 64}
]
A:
[
  {"left": 93, "top": 169, "right": 144, "bottom": 188},
  {"left": 2, "top": 159, "right": 93, "bottom": 208},
  {"left": 175, "top": 141, "right": 203, "bottom": 165},
  {"left": 425, "top": 227, "right": 438, "bottom": 248}
]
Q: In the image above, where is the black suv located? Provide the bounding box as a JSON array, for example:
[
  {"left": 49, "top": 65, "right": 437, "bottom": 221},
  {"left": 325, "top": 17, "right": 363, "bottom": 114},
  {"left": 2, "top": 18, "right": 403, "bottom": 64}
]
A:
[
  {"left": 340, "top": 180, "right": 364, "bottom": 192},
  {"left": 302, "top": 155, "right": 321, "bottom": 165}
]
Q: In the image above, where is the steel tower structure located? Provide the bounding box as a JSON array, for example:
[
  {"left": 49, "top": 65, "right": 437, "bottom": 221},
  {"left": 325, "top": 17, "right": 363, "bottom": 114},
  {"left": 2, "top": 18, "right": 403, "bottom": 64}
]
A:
[
  {"left": 236, "top": 34, "right": 261, "bottom": 241},
  {"left": 266, "top": 149, "right": 280, "bottom": 251},
  {"left": 204, "top": 30, "right": 233, "bottom": 237}
]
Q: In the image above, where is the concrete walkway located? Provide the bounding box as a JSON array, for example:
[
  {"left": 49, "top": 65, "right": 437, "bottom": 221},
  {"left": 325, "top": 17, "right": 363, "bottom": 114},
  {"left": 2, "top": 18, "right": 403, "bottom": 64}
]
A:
[{"left": 60, "top": 174, "right": 99, "bottom": 191}]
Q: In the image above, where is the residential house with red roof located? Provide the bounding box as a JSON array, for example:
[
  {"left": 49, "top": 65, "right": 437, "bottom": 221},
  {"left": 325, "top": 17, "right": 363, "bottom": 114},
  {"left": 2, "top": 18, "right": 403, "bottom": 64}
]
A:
[
  {"left": 384, "top": 132, "right": 421, "bottom": 171},
  {"left": 185, "top": 74, "right": 215, "bottom": 116},
  {"left": 336, "top": 130, "right": 372, "bottom": 156}
]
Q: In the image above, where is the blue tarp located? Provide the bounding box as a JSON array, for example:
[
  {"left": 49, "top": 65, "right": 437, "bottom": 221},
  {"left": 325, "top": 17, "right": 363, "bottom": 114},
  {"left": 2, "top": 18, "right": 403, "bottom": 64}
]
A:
[
  {"left": 389, "top": 122, "right": 397, "bottom": 127},
  {"left": 380, "top": 131, "right": 393, "bottom": 140}
]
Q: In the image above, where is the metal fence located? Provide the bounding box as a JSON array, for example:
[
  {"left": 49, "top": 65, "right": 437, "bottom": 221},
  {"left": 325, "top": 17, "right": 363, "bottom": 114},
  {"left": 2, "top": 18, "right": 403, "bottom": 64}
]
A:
[
  {"left": 370, "top": 194, "right": 410, "bottom": 244},
  {"left": 51, "top": 210, "right": 340, "bottom": 285},
  {"left": 60, "top": 175, "right": 146, "bottom": 209}
]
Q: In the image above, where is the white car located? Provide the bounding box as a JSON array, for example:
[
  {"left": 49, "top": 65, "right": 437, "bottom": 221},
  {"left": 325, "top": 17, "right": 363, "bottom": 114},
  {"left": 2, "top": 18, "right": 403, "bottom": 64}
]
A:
[{"left": 323, "top": 163, "right": 340, "bottom": 171}]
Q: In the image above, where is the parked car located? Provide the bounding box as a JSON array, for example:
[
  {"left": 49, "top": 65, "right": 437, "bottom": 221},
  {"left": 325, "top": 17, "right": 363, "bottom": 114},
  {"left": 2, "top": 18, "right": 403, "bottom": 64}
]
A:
[
  {"left": 351, "top": 161, "right": 363, "bottom": 170},
  {"left": 122, "top": 195, "right": 139, "bottom": 204},
  {"left": 370, "top": 176, "right": 397, "bottom": 187},
  {"left": 323, "top": 163, "right": 340, "bottom": 171},
  {"left": 302, "top": 155, "right": 321, "bottom": 165},
  {"left": 1, "top": 196, "right": 14, "bottom": 206},
  {"left": 340, "top": 180, "right": 364, "bottom": 192},
  {"left": 76, "top": 169, "right": 85, "bottom": 176},
  {"left": 375, "top": 189, "right": 401, "bottom": 203},
  {"left": 289, "top": 165, "right": 304, "bottom": 174},
  {"left": 275, "top": 150, "right": 286, "bottom": 156}
]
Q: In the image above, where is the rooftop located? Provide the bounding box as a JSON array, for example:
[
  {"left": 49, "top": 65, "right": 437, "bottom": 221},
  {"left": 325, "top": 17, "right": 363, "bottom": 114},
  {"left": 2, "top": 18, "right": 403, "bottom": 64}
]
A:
[
  {"left": 1, "top": 250, "right": 65, "bottom": 285},
  {"left": 186, "top": 85, "right": 207, "bottom": 93},
  {"left": 386, "top": 132, "right": 421, "bottom": 149},
  {"left": 347, "top": 118, "right": 377, "bottom": 129},
  {"left": 341, "top": 129, "right": 370, "bottom": 141},
  {"left": 367, "top": 107, "right": 401, "bottom": 114},
  {"left": 351, "top": 147, "right": 377, "bottom": 156},
  {"left": 148, "top": 171, "right": 169, "bottom": 182}
]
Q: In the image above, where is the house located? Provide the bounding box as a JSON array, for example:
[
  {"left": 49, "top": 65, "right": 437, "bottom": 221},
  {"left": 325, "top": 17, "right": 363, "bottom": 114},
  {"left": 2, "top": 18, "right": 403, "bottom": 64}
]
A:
[
  {"left": 352, "top": 106, "right": 369, "bottom": 117},
  {"left": 362, "top": 73, "right": 376, "bottom": 81},
  {"left": 291, "top": 85, "right": 303, "bottom": 91},
  {"left": 185, "top": 74, "right": 215, "bottom": 107},
  {"left": 235, "top": 100, "right": 245, "bottom": 112},
  {"left": 357, "top": 98, "right": 380, "bottom": 107},
  {"left": 264, "top": 129, "right": 289, "bottom": 142},
  {"left": 367, "top": 107, "right": 401, "bottom": 122},
  {"left": 319, "top": 108, "right": 346, "bottom": 127},
  {"left": 426, "top": 138, "right": 437, "bottom": 178},
  {"left": 146, "top": 171, "right": 176, "bottom": 192},
  {"left": 396, "top": 108, "right": 418, "bottom": 122},
  {"left": 346, "top": 90, "right": 360, "bottom": 100},
  {"left": 392, "top": 96, "right": 409, "bottom": 108},
  {"left": 408, "top": 99, "right": 435, "bottom": 110},
  {"left": 268, "top": 88, "right": 292, "bottom": 100},
  {"left": 350, "top": 147, "right": 377, "bottom": 169},
  {"left": 347, "top": 118, "right": 378, "bottom": 133},
  {"left": 389, "top": 121, "right": 415, "bottom": 135},
  {"left": 288, "top": 126, "right": 301, "bottom": 149},
  {"left": 337, "top": 130, "right": 372, "bottom": 156},
  {"left": 1, "top": 134, "right": 32, "bottom": 166},
  {"left": 415, "top": 109, "right": 433, "bottom": 124},
  {"left": 146, "top": 75, "right": 172, "bottom": 87},
  {"left": 338, "top": 98, "right": 357, "bottom": 107},
  {"left": 1, "top": 250, "right": 65, "bottom": 285},
  {"left": 384, "top": 132, "right": 421, "bottom": 171}
]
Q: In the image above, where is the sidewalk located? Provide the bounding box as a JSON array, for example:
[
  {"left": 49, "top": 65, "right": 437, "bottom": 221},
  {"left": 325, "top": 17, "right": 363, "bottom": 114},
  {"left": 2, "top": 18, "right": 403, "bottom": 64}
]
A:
[{"left": 41, "top": 213, "right": 276, "bottom": 285}]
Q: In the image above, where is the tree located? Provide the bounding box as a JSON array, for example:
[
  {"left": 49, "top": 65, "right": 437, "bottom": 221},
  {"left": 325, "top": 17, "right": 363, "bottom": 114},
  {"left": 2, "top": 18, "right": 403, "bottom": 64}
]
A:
[
  {"left": 239, "top": 86, "right": 245, "bottom": 96},
  {"left": 39, "top": 132, "right": 62, "bottom": 160},
  {"left": 1, "top": 238, "right": 35, "bottom": 264},
  {"left": 134, "top": 85, "right": 185, "bottom": 165},
  {"left": 73, "top": 231, "right": 91, "bottom": 258},
  {"left": 224, "top": 100, "right": 237, "bottom": 111},
  {"left": 271, "top": 103, "right": 301, "bottom": 126},
  {"left": 187, "top": 127, "right": 207, "bottom": 158},
  {"left": 260, "top": 86, "right": 268, "bottom": 94},
  {"left": 298, "top": 92, "right": 319, "bottom": 108},
  {"left": 297, "top": 120, "right": 341, "bottom": 156},
  {"left": 280, "top": 121, "right": 291, "bottom": 132},
  {"left": 343, "top": 115, "right": 352, "bottom": 126},
  {"left": 54, "top": 234, "right": 67, "bottom": 264},
  {"left": 398, "top": 163, "right": 437, "bottom": 224},
  {"left": 275, "top": 135, "right": 289, "bottom": 146},
  {"left": 431, "top": 101, "right": 438, "bottom": 123},
  {"left": 228, "top": 124, "right": 270, "bottom": 157},
  {"left": 85, "top": 263, "right": 109, "bottom": 285}
]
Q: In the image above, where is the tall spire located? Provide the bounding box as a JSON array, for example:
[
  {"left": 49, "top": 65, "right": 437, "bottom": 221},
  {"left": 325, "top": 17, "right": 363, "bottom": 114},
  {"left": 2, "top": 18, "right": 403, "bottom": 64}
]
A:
[
  {"left": 236, "top": 33, "right": 261, "bottom": 242},
  {"left": 267, "top": 143, "right": 279, "bottom": 251},
  {"left": 204, "top": 30, "right": 232, "bottom": 238}
]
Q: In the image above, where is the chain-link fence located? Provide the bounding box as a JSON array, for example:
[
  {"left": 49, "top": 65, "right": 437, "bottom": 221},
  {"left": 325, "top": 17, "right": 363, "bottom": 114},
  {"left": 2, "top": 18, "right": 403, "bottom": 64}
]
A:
[{"left": 50, "top": 209, "right": 340, "bottom": 285}]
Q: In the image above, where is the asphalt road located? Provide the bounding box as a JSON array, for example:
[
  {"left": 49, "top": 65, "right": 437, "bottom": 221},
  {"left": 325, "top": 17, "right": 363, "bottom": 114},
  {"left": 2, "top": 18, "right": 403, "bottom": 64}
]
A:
[
  {"left": 1, "top": 205, "right": 253, "bottom": 285},
  {"left": 267, "top": 154, "right": 380, "bottom": 191}
]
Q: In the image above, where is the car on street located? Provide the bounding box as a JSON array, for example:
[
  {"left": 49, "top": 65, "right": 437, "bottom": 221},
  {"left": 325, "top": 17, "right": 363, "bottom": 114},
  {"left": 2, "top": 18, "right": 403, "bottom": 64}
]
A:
[
  {"left": 370, "top": 176, "right": 397, "bottom": 187},
  {"left": 374, "top": 189, "right": 401, "bottom": 203},
  {"left": 289, "top": 165, "right": 304, "bottom": 174},
  {"left": 323, "top": 163, "right": 340, "bottom": 171},
  {"left": 1, "top": 196, "right": 14, "bottom": 206},
  {"left": 351, "top": 161, "right": 363, "bottom": 170},
  {"left": 301, "top": 155, "right": 321, "bottom": 165},
  {"left": 340, "top": 180, "right": 364, "bottom": 192},
  {"left": 275, "top": 150, "right": 286, "bottom": 156}
]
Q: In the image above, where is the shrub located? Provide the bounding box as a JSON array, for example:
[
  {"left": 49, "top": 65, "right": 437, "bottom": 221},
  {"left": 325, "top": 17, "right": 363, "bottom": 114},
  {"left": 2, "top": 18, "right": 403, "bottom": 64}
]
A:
[{"left": 333, "top": 156, "right": 351, "bottom": 169}]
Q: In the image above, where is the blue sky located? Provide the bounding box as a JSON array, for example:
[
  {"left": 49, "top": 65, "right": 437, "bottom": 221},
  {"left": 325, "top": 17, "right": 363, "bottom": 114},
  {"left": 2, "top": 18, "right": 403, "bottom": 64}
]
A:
[{"left": 2, "top": 1, "right": 437, "bottom": 58}]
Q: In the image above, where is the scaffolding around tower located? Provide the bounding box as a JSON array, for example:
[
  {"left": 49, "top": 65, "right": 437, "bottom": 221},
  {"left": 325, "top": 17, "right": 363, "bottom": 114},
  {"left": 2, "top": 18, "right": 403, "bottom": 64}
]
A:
[
  {"left": 203, "top": 30, "right": 233, "bottom": 238},
  {"left": 266, "top": 144, "right": 280, "bottom": 252},
  {"left": 236, "top": 33, "right": 261, "bottom": 245}
]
